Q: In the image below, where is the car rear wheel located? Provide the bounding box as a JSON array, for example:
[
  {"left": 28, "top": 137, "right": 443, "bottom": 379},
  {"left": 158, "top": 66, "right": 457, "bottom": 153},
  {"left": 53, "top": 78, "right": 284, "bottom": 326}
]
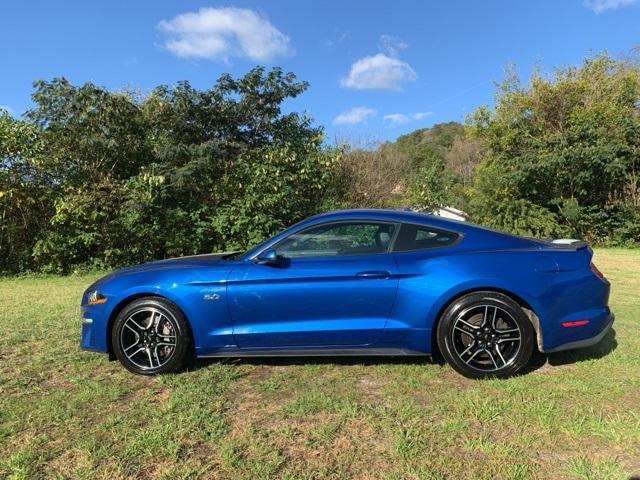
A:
[
  {"left": 436, "top": 291, "right": 534, "bottom": 379},
  {"left": 112, "top": 297, "right": 192, "bottom": 375}
]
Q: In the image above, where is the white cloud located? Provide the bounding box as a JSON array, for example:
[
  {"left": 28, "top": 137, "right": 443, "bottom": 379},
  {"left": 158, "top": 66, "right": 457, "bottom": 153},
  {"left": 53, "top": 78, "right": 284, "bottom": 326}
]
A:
[
  {"left": 341, "top": 53, "right": 417, "bottom": 90},
  {"left": 412, "top": 111, "right": 433, "bottom": 120},
  {"left": 383, "top": 113, "right": 410, "bottom": 124},
  {"left": 379, "top": 34, "right": 407, "bottom": 57},
  {"left": 327, "top": 30, "right": 351, "bottom": 48},
  {"left": 158, "top": 7, "right": 292, "bottom": 61},
  {"left": 384, "top": 111, "right": 433, "bottom": 126},
  {"left": 584, "top": 0, "right": 638, "bottom": 12},
  {"left": 333, "top": 107, "right": 377, "bottom": 125}
]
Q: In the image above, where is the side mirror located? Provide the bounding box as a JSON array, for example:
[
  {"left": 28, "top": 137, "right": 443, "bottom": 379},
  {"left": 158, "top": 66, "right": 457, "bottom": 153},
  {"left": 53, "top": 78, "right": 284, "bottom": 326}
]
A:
[{"left": 255, "top": 248, "right": 280, "bottom": 265}]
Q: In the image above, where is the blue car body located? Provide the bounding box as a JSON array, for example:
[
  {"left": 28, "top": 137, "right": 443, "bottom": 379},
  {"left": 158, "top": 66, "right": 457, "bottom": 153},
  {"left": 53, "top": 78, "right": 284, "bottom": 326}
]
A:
[{"left": 80, "top": 209, "right": 613, "bottom": 358}]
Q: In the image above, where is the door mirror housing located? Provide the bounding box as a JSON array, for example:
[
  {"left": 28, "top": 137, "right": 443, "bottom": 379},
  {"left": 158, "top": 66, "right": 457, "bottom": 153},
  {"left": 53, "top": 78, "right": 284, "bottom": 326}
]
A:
[{"left": 255, "top": 248, "right": 280, "bottom": 265}]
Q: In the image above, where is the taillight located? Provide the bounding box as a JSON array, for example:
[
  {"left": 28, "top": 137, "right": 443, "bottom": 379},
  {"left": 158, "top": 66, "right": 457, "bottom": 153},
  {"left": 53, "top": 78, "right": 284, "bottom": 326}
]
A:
[
  {"left": 590, "top": 262, "right": 604, "bottom": 279},
  {"left": 561, "top": 319, "right": 590, "bottom": 327}
]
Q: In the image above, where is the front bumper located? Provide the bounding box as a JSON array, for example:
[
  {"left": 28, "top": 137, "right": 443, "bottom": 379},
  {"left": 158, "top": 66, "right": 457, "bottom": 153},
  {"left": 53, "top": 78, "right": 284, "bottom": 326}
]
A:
[
  {"left": 80, "top": 302, "right": 110, "bottom": 353},
  {"left": 542, "top": 312, "right": 614, "bottom": 353}
]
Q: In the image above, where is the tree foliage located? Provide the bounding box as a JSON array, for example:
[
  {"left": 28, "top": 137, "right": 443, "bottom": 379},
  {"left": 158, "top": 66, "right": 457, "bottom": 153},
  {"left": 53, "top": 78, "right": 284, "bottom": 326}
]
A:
[
  {"left": 0, "top": 112, "right": 51, "bottom": 271},
  {"left": 468, "top": 53, "right": 640, "bottom": 243},
  {"left": 1, "top": 52, "right": 639, "bottom": 273},
  {"left": 1, "top": 68, "right": 338, "bottom": 273},
  {"left": 332, "top": 144, "right": 410, "bottom": 209},
  {"left": 332, "top": 122, "right": 483, "bottom": 213}
]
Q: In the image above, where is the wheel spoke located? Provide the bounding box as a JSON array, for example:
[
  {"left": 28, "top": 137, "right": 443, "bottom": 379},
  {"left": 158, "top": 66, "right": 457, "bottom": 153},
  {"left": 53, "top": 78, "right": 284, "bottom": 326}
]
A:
[
  {"left": 458, "top": 318, "right": 480, "bottom": 330},
  {"left": 147, "top": 311, "right": 157, "bottom": 330},
  {"left": 490, "top": 306, "right": 498, "bottom": 330},
  {"left": 494, "top": 345, "right": 507, "bottom": 366},
  {"left": 459, "top": 341, "right": 476, "bottom": 357},
  {"left": 124, "top": 323, "right": 140, "bottom": 336},
  {"left": 154, "top": 316, "right": 163, "bottom": 334},
  {"left": 126, "top": 346, "right": 145, "bottom": 360},
  {"left": 485, "top": 348, "right": 498, "bottom": 370},
  {"left": 124, "top": 340, "right": 141, "bottom": 353},
  {"left": 463, "top": 347, "right": 483, "bottom": 365},
  {"left": 146, "top": 348, "right": 155, "bottom": 368},
  {"left": 496, "top": 330, "right": 521, "bottom": 343},
  {"left": 480, "top": 306, "right": 489, "bottom": 327},
  {"left": 153, "top": 345, "right": 162, "bottom": 365},
  {"left": 454, "top": 325, "right": 475, "bottom": 337},
  {"left": 128, "top": 317, "right": 146, "bottom": 332}
]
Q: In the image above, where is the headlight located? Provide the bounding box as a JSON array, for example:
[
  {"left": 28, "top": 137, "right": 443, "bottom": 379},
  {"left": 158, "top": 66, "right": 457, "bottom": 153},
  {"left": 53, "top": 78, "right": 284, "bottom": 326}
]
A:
[{"left": 87, "top": 290, "right": 107, "bottom": 305}]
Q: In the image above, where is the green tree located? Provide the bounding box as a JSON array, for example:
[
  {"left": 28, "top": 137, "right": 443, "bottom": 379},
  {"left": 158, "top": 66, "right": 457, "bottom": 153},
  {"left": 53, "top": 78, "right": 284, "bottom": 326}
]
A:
[
  {"left": 24, "top": 67, "right": 335, "bottom": 272},
  {"left": 469, "top": 53, "right": 640, "bottom": 243},
  {"left": 393, "top": 122, "right": 465, "bottom": 168},
  {"left": 407, "top": 157, "right": 458, "bottom": 211},
  {"left": 0, "top": 112, "right": 51, "bottom": 272},
  {"left": 332, "top": 144, "right": 410, "bottom": 209}
]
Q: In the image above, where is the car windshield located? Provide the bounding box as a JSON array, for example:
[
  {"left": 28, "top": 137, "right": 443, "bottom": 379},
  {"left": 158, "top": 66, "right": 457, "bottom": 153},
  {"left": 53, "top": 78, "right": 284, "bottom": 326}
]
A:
[{"left": 222, "top": 250, "right": 245, "bottom": 260}]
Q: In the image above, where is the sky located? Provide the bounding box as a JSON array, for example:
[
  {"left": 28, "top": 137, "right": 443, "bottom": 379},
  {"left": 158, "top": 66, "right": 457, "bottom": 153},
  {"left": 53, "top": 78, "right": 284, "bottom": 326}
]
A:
[{"left": 1, "top": 0, "right": 639, "bottom": 141}]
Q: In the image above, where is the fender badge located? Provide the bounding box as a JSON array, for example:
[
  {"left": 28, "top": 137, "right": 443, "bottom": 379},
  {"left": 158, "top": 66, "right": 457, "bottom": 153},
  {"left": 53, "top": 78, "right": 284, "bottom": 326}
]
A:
[{"left": 203, "top": 293, "right": 221, "bottom": 301}]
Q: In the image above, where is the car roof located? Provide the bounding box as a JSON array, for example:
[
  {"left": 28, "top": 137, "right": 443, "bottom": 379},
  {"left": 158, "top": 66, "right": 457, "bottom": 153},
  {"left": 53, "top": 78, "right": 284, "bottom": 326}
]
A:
[
  {"left": 242, "top": 208, "right": 540, "bottom": 260},
  {"left": 303, "top": 208, "right": 469, "bottom": 231}
]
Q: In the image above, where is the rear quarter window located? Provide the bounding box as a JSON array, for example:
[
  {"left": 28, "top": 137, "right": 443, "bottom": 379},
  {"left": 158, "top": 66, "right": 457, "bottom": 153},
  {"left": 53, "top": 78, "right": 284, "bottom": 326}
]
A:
[{"left": 392, "top": 223, "right": 460, "bottom": 252}]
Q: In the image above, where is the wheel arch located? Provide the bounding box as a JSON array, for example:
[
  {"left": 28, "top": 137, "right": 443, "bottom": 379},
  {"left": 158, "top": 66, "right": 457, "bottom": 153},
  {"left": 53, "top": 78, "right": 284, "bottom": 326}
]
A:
[
  {"left": 106, "top": 293, "right": 195, "bottom": 359},
  {"left": 430, "top": 287, "right": 543, "bottom": 355}
]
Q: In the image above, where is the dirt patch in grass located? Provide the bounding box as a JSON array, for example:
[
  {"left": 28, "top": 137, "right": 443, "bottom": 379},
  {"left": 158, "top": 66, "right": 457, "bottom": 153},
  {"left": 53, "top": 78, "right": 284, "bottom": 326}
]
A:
[{"left": 356, "top": 374, "right": 386, "bottom": 402}]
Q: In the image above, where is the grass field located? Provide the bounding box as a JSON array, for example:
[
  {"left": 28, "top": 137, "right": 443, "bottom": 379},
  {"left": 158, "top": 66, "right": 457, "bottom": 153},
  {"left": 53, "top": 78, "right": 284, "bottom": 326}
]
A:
[{"left": 0, "top": 249, "right": 639, "bottom": 479}]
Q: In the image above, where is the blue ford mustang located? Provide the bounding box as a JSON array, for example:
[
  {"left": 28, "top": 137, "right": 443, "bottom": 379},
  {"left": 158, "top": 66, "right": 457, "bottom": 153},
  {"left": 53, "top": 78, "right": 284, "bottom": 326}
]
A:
[{"left": 80, "top": 209, "right": 613, "bottom": 378}]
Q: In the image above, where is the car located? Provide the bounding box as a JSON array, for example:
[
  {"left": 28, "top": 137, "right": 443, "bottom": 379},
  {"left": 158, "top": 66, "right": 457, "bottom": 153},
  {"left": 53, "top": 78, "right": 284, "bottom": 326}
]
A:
[{"left": 80, "top": 209, "right": 614, "bottom": 379}]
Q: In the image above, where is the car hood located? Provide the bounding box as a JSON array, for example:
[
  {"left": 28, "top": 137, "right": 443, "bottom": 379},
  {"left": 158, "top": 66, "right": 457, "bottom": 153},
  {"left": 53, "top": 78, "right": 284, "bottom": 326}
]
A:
[
  {"left": 88, "top": 252, "right": 243, "bottom": 291},
  {"left": 138, "top": 252, "right": 240, "bottom": 268}
]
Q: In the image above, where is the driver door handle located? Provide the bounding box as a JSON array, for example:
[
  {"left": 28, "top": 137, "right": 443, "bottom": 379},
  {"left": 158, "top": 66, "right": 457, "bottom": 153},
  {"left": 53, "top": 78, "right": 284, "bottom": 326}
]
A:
[{"left": 356, "top": 270, "right": 391, "bottom": 279}]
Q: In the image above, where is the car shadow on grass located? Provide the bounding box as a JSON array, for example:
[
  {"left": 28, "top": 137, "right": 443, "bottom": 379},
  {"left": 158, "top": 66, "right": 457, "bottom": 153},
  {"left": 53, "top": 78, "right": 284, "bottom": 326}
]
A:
[
  {"left": 190, "top": 354, "right": 436, "bottom": 371},
  {"left": 186, "top": 328, "right": 618, "bottom": 376},
  {"left": 525, "top": 327, "right": 618, "bottom": 374}
]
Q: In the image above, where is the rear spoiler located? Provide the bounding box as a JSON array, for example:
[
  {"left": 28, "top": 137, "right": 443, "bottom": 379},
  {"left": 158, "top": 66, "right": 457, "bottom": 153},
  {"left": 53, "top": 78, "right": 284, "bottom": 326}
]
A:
[
  {"left": 544, "top": 238, "right": 589, "bottom": 250},
  {"left": 526, "top": 237, "right": 590, "bottom": 250}
]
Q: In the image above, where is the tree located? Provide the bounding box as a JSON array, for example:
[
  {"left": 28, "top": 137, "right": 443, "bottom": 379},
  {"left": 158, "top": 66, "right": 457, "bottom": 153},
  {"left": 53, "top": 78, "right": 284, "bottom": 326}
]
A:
[
  {"left": 21, "top": 67, "right": 335, "bottom": 272},
  {"left": 468, "top": 53, "right": 640, "bottom": 243},
  {"left": 0, "top": 112, "right": 51, "bottom": 272},
  {"left": 393, "top": 122, "right": 465, "bottom": 169},
  {"left": 444, "top": 136, "right": 483, "bottom": 187},
  {"left": 333, "top": 144, "right": 410, "bottom": 208}
]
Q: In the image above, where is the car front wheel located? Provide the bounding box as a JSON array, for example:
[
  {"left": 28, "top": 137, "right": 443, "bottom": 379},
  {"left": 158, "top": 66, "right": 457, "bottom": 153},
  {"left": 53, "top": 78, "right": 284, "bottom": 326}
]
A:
[
  {"left": 436, "top": 291, "right": 534, "bottom": 379},
  {"left": 111, "top": 297, "right": 192, "bottom": 375}
]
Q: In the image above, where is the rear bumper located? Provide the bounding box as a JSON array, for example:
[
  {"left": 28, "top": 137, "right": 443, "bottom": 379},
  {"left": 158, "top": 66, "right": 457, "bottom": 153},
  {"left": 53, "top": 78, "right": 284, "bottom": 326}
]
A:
[{"left": 542, "top": 312, "right": 614, "bottom": 353}]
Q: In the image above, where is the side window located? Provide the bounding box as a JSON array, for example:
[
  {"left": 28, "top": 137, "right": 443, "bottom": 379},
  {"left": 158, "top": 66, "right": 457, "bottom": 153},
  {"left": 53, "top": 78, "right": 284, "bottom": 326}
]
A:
[
  {"left": 392, "top": 224, "right": 459, "bottom": 252},
  {"left": 274, "top": 222, "right": 397, "bottom": 258}
]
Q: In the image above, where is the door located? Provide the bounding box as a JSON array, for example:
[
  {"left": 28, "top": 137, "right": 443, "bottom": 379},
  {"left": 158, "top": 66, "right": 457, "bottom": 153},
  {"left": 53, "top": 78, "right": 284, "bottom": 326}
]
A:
[{"left": 227, "top": 221, "right": 400, "bottom": 348}]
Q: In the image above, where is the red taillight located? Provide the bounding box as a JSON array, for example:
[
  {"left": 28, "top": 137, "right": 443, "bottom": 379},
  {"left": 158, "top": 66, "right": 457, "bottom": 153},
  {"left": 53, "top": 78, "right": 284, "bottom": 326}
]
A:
[
  {"left": 562, "top": 319, "right": 590, "bottom": 327},
  {"left": 590, "top": 262, "right": 604, "bottom": 278}
]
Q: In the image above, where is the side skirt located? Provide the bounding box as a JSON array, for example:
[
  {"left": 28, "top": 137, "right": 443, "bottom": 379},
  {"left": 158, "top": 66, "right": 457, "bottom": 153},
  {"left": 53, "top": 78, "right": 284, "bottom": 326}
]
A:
[{"left": 198, "top": 347, "right": 428, "bottom": 358}]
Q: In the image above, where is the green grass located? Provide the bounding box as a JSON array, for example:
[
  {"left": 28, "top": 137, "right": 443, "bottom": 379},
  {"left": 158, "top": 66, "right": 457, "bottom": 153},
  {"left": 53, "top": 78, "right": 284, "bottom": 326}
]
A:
[{"left": 1, "top": 249, "right": 639, "bottom": 479}]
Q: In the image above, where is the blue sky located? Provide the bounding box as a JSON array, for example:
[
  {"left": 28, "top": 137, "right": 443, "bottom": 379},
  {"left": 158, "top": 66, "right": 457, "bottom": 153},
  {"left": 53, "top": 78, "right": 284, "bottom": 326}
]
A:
[{"left": 1, "top": 0, "right": 639, "bottom": 141}]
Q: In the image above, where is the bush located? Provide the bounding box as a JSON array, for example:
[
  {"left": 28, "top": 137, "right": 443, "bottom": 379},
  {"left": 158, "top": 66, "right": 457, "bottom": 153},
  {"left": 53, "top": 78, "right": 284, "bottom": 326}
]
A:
[
  {"left": 468, "top": 53, "right": 640, "bottom": 243},
  {"left": 2, "top": 68, "right": 339, "bottom": 273}
]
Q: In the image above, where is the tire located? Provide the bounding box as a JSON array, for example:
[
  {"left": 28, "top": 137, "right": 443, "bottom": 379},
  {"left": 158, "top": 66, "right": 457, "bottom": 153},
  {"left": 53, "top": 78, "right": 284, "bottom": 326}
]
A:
[
  {"left": 436, "top": 291, "right": 534, "bottom": 379},
  {"left": 111, "top": 296, "right": 192, "bottom": 375}
]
